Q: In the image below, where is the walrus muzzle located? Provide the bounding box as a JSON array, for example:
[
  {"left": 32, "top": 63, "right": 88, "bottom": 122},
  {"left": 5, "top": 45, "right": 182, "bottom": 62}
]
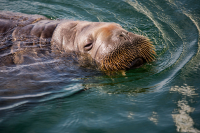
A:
[
  {"left": 100, "top": 39, "right": 155, "bottom": 70},
  {"left": 96, "top": 31, "right": 156, "bottom": 71}
]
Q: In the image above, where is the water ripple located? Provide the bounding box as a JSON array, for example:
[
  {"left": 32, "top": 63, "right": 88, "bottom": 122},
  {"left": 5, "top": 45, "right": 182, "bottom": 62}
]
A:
[
  {"left": 0, "top": 83, "right": 83, "bottom": 111},
  {"left": 0, "top": 101, "right": 28, "bottom": 111},
  {"left": 0, "top": 0, "right": 200, "bottom": 132}
]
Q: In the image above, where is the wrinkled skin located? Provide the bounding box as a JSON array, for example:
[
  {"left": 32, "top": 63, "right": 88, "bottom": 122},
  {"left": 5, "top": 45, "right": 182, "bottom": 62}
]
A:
[{"left": 0, "top": 11, "right": 156, "bottom": 71}]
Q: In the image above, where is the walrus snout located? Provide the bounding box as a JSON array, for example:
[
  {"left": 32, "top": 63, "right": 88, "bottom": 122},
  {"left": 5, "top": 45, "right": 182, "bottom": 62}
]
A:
[{"left": 99, "top": 34, "right": 156, "bottom": 71}]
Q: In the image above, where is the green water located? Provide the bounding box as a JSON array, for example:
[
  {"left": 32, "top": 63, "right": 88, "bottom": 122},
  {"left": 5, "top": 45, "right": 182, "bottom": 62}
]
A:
[{"left": 0, "top": 0, "right": 200, "bottom": 132}]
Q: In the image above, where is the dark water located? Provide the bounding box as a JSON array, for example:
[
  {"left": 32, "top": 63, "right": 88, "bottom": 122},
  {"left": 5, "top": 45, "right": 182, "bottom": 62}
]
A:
[{"left": 0, "top": 0, "right": 200, "bottom": 132}]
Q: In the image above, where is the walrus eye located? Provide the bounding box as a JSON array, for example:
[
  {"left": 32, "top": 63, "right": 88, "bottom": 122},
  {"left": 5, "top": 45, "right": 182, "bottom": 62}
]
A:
[{"left": 84, "top": 42, "right": 93, "bottom": 51}]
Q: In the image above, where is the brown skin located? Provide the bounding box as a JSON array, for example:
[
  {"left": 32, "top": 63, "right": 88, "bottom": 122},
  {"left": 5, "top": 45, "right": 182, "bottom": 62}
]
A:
[{"left": 0, "top": 11, "right": 156, "bottom": 71}]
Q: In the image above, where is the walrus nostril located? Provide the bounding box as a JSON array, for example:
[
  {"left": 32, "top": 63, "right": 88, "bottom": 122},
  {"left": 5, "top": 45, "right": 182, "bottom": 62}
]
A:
[
  {"left": 119, "top": 34, "right": 124, "bottom": 37},
  {"left": 118, "top": 31, "right": 129, "bottom": 40}
]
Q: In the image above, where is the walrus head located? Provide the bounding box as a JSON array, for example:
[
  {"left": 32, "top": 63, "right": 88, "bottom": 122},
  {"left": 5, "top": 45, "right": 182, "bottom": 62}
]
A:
[{"left": 52, "top": 21, "right": 156, "bottom": 71}]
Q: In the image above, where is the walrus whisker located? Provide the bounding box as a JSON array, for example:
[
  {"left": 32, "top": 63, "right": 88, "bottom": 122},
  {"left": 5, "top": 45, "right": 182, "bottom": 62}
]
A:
[{"left": 141, "top": 51, "right": 152, "bottom": 62}]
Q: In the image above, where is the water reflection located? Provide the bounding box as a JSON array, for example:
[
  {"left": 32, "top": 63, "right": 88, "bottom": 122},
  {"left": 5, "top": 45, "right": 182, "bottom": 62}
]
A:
[
  {"left": 148, "top": 111, "right": 158, "bottom": 125},
  {"left": 170, "top": 84, "right": 200, "bottom": 132},
  {"left": 0, "top": 0, "right": 200, "bottom": 132},
  {"left": 170, "top": 84, "right": 198, "bottom": 97}
]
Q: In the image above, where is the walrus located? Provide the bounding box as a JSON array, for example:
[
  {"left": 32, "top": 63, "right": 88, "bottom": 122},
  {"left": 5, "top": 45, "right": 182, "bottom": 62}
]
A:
[{"left": 0, "top": 11, "right": 156, "bottom": 71}]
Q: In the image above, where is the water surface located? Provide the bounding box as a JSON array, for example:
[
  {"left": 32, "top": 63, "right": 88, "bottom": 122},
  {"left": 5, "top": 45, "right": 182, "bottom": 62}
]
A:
[{"left": 0, "top": 0, "right": 200, "bottom": 132}]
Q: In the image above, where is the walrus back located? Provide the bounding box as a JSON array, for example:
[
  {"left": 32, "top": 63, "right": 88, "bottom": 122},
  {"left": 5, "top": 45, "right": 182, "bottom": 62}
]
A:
[
  {"left": 0, "top": 11, "right": 58, "bottom": 66},
  {"left": 0, "top": 11, "right": 61, "bottom": 41},
  {"left": 0, "top": 11, "right": 47, "bottom": 37}
]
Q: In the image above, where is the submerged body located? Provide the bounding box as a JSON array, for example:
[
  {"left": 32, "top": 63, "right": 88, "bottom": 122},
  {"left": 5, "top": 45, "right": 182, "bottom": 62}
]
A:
[{"left": 0, "top": 11, "right": 156, "bottom": 71}]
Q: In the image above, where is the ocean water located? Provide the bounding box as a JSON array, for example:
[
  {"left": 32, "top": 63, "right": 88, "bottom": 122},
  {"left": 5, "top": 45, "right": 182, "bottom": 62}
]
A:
[{"left": 0, "top": 0, "right": 200, "bottom": 132}]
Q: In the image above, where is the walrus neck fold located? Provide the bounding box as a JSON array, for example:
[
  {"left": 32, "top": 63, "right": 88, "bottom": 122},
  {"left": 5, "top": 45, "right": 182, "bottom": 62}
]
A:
[{"left": 51, "top": 21, "right": 79, "bottom": 52}]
